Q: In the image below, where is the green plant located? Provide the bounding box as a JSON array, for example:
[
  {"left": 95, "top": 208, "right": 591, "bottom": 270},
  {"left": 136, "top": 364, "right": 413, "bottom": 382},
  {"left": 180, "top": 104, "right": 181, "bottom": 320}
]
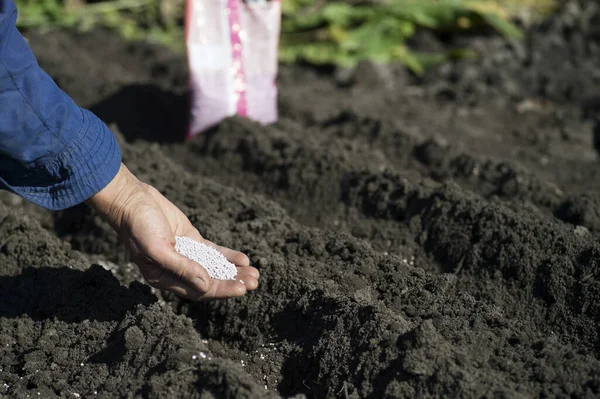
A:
[
  {"left": 14, "top": 0, "right": 185, "bottom": 50},
  {"left": 280, "top": 0, "right": 525, "bottom": 74}
]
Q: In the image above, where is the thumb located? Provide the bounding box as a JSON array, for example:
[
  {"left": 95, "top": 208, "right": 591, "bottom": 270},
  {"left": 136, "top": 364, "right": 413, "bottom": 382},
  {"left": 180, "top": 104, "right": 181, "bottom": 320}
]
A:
[{"left": 151, "top": 246, "right": 212, "bottom": 294}]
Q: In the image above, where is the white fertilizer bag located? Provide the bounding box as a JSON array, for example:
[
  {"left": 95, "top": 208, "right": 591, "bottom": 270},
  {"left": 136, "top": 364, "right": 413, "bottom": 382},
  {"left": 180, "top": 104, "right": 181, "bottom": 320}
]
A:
[
  {"left": 185, "top": 0, "right": 281, "bottom": 137},
  {"left": 175, "top": 236, "right": 237, "bottom": 280}
]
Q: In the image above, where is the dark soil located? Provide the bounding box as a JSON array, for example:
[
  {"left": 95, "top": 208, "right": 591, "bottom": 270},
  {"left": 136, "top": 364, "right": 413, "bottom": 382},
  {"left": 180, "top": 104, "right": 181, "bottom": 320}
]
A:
[{"left": 2, "top": 1, "right": 600, "bottom": 397}]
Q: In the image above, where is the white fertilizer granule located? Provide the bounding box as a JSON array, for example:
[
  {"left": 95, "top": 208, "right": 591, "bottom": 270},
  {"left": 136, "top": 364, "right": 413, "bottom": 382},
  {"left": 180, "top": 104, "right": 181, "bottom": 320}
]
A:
[{"left": 174, "top": 236, "right": 237, "bottom": 280}]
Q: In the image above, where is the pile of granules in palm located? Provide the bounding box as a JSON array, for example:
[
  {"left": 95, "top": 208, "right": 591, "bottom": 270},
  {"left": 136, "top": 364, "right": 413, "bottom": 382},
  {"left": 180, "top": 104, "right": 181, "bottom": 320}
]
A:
[{"left": 174, "top": 236, "right": 237, "bottom": 280}]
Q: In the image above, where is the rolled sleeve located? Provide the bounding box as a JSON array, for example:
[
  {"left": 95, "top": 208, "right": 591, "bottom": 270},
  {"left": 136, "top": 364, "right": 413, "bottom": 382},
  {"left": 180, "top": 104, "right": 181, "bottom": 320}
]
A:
[
  {"left": 0, "top": 0, "right": 122, "bottom": 210},
  {"left": 0, "top": 109, "right": 122, "bottom": 210}
]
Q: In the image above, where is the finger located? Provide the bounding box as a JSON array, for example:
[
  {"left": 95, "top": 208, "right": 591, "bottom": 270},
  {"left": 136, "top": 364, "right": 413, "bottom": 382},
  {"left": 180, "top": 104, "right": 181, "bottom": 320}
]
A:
[
  {"left": 183, "top": 275, "right": 258, "bottom": 300},
  {"left": 144, "top": 263, "right": 258, "bottom": 300},
  {"left": 232, "top": 266, "right": 259, "bottom": 290},
  {"left": 150, "top": 246, "right": 212, "bottom": 294},
  {"left": 224, "top": 249, "right": 251, "bottom": 267},
  {"left": 199, "top": 278, "right": 248, "bottom": 300},
  {"left": 236, "top": 264, "right": 260, "bottom": 282},
  {"left": 237, "top": 275, "right": 259, "bottom": 291},
  {"left": 150, "top": 271, "right": 211, "bottom": 301}
]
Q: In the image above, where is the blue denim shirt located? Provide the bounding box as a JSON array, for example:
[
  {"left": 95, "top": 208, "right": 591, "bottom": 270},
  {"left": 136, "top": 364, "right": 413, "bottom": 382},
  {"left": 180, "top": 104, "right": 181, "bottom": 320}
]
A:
[{"left": 0, "top": 0, "right": 121, "bottom": 210}]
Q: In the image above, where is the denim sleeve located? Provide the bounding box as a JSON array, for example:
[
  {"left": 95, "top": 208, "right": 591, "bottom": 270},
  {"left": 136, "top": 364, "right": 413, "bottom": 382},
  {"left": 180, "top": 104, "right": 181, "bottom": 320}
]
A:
[{"left": 0, "top": 0, "right": 122, "bottom": 210}]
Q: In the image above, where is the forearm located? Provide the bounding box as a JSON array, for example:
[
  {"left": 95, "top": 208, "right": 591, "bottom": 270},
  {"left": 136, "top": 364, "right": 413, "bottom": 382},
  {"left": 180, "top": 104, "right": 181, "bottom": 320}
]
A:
[
  {"left": 0, "top": 0, "right": 121, "bottom": 210},
  {"left": 86, "top": 163, "right": 144, "bottom": 232}
]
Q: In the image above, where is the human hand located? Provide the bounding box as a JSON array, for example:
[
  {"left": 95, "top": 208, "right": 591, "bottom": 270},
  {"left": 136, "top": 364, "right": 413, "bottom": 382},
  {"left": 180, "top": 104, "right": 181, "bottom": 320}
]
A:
[{"left": 87, "top": 163, "right": 259, "bottom": 300}]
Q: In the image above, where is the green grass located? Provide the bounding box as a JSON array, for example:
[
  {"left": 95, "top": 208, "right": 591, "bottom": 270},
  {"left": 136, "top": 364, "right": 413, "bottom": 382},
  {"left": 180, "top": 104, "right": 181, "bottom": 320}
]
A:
[
  {"left": 14, "top": 0, "right": 557, "bottom": 73},
  {"left": 280, "top": 0, "right": 526, "bottom": 74},
  {"left": 15, "top": 0, "right": 185, "bottom": 50}
]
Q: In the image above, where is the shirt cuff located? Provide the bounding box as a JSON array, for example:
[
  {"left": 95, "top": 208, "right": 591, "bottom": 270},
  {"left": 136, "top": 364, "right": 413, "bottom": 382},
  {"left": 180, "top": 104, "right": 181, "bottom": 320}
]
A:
[{"left": 0, "top": 108, "right": 122, "bottom": 210}]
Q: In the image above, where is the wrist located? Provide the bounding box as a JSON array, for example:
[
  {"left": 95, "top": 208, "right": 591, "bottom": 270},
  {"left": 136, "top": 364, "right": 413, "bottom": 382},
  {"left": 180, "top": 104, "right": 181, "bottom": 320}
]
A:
[{"left": 87, "top": 163, "right": 144, "bottom": 231}]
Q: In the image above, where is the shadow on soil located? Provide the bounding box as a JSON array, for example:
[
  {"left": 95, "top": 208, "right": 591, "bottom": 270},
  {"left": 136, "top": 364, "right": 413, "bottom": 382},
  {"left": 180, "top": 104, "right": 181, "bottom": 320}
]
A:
[
  {"left": 90, "top": 84, "right": 189, "bottom": 143},
  {"left": 0, "top": 265, "right": 154, "bottom": 322}
]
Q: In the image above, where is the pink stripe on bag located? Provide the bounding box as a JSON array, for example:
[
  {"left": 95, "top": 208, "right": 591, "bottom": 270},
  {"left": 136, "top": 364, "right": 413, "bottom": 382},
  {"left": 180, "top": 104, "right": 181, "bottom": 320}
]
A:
[
  {"left": 184, "top": 0, "right": 193, "bottom": 139},
  {"left": 227, "top": 0, "right": 248, "bottom": 117}
]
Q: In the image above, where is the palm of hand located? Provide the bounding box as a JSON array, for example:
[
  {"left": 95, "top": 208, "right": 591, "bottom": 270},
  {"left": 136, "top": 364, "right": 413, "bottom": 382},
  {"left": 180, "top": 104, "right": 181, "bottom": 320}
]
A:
[{"left": 121, "top": 185, "right": 260, "bottom": 300}]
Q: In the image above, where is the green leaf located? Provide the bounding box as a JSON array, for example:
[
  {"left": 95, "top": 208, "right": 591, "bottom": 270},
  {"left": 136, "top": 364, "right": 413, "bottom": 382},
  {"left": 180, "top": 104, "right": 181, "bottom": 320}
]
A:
[
  {"left": 479, "top": 12, "right": 524, "bottom": 39},
  {"left": 321, "top": 3, "right": 357, "bottom": 25}
]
